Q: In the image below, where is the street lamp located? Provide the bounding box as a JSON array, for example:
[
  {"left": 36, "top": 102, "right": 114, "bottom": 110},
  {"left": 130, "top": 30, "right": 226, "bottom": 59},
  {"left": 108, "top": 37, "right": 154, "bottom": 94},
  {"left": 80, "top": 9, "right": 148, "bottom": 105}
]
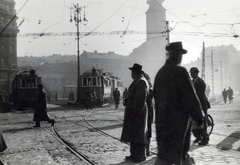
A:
[{"left": 70, "top": 4, "right": 87, "bottom": 103}]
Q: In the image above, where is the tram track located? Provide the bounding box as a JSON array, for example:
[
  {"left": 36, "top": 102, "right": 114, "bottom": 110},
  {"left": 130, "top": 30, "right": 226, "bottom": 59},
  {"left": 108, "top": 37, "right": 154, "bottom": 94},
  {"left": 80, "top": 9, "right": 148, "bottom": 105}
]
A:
[{"left": 2, "top": 103, "right": 239, "bottom": 165}]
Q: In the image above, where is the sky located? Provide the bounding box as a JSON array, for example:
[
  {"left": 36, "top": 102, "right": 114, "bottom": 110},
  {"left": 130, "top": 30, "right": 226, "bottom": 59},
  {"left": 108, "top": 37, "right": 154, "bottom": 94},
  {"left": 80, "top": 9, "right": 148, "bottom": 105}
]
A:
[{"left": 14, "top": 0, "right": 240, "bottom": 64}]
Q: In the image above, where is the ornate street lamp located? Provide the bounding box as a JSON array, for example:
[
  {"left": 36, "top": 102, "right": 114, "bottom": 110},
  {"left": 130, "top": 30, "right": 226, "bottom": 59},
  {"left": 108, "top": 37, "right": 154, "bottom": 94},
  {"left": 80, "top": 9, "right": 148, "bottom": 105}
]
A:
[{"left": 70, "top": 4, "right": 87, "bottom": 103}]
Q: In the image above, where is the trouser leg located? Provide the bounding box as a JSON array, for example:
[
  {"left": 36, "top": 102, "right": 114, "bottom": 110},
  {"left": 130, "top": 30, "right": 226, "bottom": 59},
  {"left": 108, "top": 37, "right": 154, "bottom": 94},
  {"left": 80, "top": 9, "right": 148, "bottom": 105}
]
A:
[
  {"left": 146, "top": 138, "right": 150, "bottom": 156},
  {"left": 35, "top": 121, "right": 41, "bottom": 127}
]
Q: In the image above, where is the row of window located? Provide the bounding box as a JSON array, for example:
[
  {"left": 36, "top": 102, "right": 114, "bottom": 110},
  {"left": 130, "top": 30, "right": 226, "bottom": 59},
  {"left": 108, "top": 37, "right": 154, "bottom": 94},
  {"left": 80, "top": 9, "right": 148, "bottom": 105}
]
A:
[
  {"left": 0, "top": 45, "right": 13, "bottom": 53},
  {"left": 80, "top": 76, "right": 123, "bottom": 87},
  {"left": 17, "top": 78, "right": 40, "bottom": 88}
]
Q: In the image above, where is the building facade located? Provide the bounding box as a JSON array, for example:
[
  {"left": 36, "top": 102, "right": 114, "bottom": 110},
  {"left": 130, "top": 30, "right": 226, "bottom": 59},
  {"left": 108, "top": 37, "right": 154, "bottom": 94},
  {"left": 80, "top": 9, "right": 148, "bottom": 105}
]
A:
[{"left": 0, "top": 0, "right": 18, "bottom": 99}]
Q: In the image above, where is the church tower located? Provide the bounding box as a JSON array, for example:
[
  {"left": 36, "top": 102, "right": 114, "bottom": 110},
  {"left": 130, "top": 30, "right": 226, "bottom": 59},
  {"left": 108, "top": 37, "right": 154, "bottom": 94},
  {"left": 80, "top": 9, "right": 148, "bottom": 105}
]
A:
[{"left": 128, "top": 0, "right": 166, "bottom": 78}]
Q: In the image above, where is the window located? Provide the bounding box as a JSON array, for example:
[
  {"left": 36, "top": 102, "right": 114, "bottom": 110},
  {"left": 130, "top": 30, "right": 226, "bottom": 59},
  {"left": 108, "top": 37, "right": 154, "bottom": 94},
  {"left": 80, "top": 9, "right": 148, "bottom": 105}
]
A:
[
  {"left": 117, "top": 81, "right": 123, "bottom": 87},
  {"left": 83, "top": 77, "right": 87, "bottom": 86},
  {"left": 0, "top": 46, "right": 4, "bottom": 52},
  {"left": 93, "top": 77, "right": 96, "bottom": 86},
  {"left": 88, "top": 78, "right": 92, "bottom": 85}
]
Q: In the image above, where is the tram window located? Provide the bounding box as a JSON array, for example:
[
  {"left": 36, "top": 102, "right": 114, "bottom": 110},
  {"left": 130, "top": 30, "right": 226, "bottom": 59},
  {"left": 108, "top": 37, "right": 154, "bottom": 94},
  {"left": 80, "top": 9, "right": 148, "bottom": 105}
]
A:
[
  {"left": 83, "top": 77, "right": 87, "bottom": 86},
  {"left": 88, "top": 78, "right": 92, "bottom": 85},
  {"left": 93, "top": 77, "right": 96, "bottom": 86},
  {"left": 21, "top": 79, "right": 26, "bottom": 87},
  {"left": 109, "top": 80, "right": 111, "bottom": 86},
  {"left": 117, "top": 81, "right": 123, "bottom": 87},
  {"left": 31, "top": 79, "right": 36, "bottom": 87},
  {"left": 104, "top": 79, "right": 108, "bottom": 87},
  {"left": 26, "top": 79, "right": 32, "bottom": 87},
  {"left": 98, "top": 78, "right": 101, "bottom": 86}
]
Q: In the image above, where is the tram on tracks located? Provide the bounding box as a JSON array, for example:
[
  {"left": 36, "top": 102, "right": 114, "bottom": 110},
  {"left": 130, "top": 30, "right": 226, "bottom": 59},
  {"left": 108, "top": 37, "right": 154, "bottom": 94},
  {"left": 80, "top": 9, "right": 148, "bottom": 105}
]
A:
[
  {"left": 78, "top": 68, "right": 124, "bottom": 106},
  {"left": 11, "top": 69, "right": 42, "bottom": 110}
]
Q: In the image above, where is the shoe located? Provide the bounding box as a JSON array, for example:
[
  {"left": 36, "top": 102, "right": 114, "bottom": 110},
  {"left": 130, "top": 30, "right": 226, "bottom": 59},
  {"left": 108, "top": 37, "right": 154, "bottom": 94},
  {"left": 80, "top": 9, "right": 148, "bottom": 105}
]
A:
[
  {"left": 51, "top": 119, "right": 55, "bottom": 126},
  {"left": 134, "top": 157, "right": 146, "bottom": 162},
  {"left": 198, "top": 140, "right": 208, "bottom": 145},
  {"left": 125, "top": 156, "right": 134, "bottom": 160},
  {"left": 193, "top": 137, "right": 202, "bottom": 143}
]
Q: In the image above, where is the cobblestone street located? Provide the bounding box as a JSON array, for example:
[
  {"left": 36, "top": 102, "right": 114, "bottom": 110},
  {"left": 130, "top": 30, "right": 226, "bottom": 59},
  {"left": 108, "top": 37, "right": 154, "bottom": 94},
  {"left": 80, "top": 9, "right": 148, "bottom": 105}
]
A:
[{"left": 1, "top": 93, "right": 240, "bottom": 165}]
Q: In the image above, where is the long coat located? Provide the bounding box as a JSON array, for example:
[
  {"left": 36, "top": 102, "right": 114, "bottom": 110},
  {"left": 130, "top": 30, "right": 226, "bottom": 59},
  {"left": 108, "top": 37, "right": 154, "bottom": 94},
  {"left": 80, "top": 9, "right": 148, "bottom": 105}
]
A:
[
  {"left": 33, "top": 90, "right": 50, "bottom": 122},
  {"left": 121, "top": 76, "right": 149, "bottom": 144},
  {"left": 153, "top": 59, "right": 204, "bottom": 164},
  {"left": 192, "top": 77, "right": 210, "bottom": 130},
  {"left": 192, "top": 77, "right": 210, "bottom": 112}
]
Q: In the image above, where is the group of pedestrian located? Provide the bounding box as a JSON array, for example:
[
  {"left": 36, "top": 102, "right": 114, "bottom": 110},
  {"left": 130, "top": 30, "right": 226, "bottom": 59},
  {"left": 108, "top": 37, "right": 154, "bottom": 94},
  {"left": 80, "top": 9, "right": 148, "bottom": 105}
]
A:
[
  {"left": 85, "top": 88, "right": 98, "bottom": 109},
  {"left": 222, "top": 87, "right": 234, "bottom": 104},
  {"left": 121, "top": 41, "right": 210, "bottom": 164}
]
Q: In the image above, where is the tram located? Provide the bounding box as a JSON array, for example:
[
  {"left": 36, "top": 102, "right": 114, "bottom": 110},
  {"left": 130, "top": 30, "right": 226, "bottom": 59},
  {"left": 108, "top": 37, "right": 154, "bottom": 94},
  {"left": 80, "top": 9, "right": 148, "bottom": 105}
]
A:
[
  {"left": 79, "top": 68, "right": 123, "bottom": 106},
  {"left": 11, "top": 69, "right": 42, "bottom": 110}
]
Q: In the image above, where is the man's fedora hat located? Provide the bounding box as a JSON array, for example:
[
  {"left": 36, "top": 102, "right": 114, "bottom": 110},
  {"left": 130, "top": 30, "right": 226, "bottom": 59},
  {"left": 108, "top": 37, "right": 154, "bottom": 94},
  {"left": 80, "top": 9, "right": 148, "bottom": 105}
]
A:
[
  {"left": 129, "top": 63, "right": 143, "bottom": 73},
  {"left": 166, "top": 42, "right": 187, "bottom": 54}
]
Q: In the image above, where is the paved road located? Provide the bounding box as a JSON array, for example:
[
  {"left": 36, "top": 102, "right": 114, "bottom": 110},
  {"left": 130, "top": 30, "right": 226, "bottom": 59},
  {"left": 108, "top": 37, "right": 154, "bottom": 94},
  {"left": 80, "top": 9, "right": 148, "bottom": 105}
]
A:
[{"left": 0, "top": 92, "right": 240, "bottom": 165}]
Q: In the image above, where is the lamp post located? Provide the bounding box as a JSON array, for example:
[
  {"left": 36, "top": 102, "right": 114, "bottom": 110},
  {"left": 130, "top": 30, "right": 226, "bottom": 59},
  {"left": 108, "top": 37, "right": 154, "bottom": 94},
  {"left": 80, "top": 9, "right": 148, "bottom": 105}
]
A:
[{"left": 70, "top": 4, "right": 87, "bottom": 103}]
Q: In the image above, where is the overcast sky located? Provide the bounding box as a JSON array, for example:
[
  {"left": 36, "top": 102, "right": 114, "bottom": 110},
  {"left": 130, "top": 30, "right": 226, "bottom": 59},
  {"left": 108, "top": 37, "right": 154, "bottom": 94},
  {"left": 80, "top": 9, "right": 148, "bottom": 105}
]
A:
[{"left": 14, "top": 0, "right": 240, "bottom": 64}]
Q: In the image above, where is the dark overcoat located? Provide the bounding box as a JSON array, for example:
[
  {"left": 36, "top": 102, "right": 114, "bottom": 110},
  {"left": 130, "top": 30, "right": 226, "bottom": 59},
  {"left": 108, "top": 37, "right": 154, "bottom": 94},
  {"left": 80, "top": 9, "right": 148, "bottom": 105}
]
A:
[
  {"left": 121, "top": 76, "right": 149, "bottom": 144},
  {"left": 113, "top": 90, "right": 120, "bottom": 104},
  {"left": 192, "top": 77, "right": 210, "bottom": 130},
  {"left": 153, "top": 59, "right": 203, "bottom": 164},
  {"left": 193, "top": 77, "right": 210, "bottom": 112},
  {"left": 33, "top": 91, "right": 50, "bottom": 122}
]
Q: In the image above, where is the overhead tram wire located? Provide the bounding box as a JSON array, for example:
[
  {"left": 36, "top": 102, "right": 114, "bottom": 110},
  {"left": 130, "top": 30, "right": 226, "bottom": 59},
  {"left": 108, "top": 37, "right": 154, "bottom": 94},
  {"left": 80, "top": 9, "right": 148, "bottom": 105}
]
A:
[
  {"left": 121, "top": 0, "right": 140, "bottom": 38},
  {"left": 80, "top": 0, "right": 129, "bottom": 38},
  {"left": 0, "top": 0, "right": 29, "bottom": 36}
]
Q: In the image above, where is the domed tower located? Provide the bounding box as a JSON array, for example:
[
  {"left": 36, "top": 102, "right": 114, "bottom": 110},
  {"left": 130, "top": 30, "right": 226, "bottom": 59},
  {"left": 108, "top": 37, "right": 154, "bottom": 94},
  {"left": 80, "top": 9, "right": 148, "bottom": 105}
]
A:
[
  {"left": 128, "top": 0, "right": 166, "bottom": 79},
  {"left": 0, "top": 0, "right": 19, "bottom": 98}
]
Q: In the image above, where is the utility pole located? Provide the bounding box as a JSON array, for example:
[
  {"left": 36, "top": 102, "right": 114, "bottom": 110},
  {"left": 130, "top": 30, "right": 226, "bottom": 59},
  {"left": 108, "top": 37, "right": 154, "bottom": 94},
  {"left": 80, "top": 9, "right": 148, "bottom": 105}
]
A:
[
  {"left": 220, "top": 60, "right": 223, "bottom": 91},
  {"left": 165, "top": 21, "right": 170, "bottom": 60},
  {"left": 202, "top": 42, "right": 205, "bottom": 81},
  {"left": 70, "top": 4, "right": 87, "bottom": 103},
  {"left": 211, "top": 49, "right": 215, "bottom": 99}
]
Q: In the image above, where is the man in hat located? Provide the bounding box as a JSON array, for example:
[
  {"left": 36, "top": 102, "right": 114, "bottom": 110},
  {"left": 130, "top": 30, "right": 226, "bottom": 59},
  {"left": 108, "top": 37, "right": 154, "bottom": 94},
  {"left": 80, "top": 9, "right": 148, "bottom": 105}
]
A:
[
  {"left": 33, "top": 84, "right": 55, "bottom": 127},
  {"left": 153, "top": 42, "right": 204, "bottom": 165},
  {"left": 190, "top": 67, "right": 210, "bottom": 146},
  {"left": 121, "top": 63, "right": 149, "bottom": 162},
  {"left": 113, "top": 88, "right": 120, "bottom": 109}
]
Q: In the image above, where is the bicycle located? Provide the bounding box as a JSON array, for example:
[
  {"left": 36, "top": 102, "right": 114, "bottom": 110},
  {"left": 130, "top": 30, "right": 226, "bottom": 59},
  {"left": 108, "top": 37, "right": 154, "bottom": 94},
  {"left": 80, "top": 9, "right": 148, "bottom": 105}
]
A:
[{"left": 206, "top": 114, "right": 214, "bottom": 135}]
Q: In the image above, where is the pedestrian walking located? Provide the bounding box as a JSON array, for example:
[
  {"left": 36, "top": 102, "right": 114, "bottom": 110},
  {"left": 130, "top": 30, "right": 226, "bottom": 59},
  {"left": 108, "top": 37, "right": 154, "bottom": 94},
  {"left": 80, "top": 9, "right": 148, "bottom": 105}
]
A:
[
  {"left": 123, "top": 88, "right": 128, "bottom": 100},
  {"left": 85, "top": 89, "right": 93, "bottom": 110},
  {"left": 33, "top": 84, "right": 55, "bottom": 127},
  {"left": 153, "top": 42, "right": 204, "bottom": 165},
  {"left": 190, "top": 67, "right": 211, "bottom": 145},
  {"left": 228, "top": 87, "right": 234, "bottom": 103},
  {"left": 222, "top": 88, "right": 228, "bottom": 104},
  {"left": 143, "top": 72, "right": 154, "bottom": 157},
  {"left": 92, "top": 89, "right": 98, "bottom": 108},
  {"left": 113, "top": 88, "right": 120, "bottom": 109},
  {"left": 121, "top": 63, "right": 149, "bottom": 162}
]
